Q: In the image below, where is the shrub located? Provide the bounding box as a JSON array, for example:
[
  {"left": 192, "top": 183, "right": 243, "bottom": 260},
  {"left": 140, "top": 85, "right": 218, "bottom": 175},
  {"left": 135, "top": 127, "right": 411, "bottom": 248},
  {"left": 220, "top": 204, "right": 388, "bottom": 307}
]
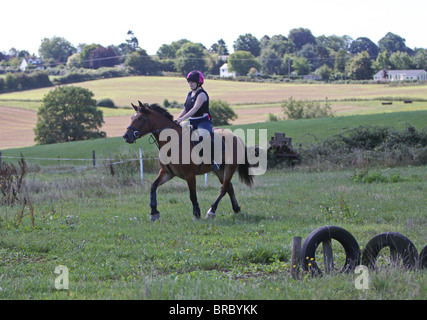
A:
[
  {"left": 299, "top": 124, "right": 427, "bottom": 167},
  {"left": 281, "top": 97, "right": 334, "bottom": 119},
  {"left": 97, "top": 98, "right": 116, "bottom": 108},
  {"left": 209, "top": 99, "right": 237, "bottom": 126}
]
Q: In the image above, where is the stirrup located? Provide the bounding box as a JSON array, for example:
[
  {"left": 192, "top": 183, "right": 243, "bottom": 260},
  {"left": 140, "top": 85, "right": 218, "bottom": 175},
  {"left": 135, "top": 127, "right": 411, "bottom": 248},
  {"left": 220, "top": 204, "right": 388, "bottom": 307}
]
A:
[{"left": 212, "top": 161, "right": 221, "bottom": 172}]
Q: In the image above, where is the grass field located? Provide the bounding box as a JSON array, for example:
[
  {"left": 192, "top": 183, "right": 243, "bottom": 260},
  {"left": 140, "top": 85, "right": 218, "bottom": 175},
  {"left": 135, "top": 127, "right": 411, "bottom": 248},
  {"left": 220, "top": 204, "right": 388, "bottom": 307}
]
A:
[
  {"left": 0, "top": 77, "right": 426, "bottom": 301},
  {"left": 0, "top": 164, "right": 426, "bottom": 300}
]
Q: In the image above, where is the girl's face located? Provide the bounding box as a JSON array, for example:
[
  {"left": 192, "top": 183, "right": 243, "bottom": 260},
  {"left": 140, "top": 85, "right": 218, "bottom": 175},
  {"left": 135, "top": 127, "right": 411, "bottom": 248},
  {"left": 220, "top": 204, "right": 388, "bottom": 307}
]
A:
[{"left": 188, "top": 81, "right": 198, "bottom": 91}]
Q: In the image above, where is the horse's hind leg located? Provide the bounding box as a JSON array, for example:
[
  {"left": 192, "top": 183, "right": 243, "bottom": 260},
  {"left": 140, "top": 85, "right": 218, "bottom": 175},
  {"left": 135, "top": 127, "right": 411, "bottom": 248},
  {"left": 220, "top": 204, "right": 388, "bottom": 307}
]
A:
[
  {"left": 150, "top": 169, "right": 173, "bottom": 221},
  {"left": 207, "top": 165, "right": 239, "bottom": 219},
  {"left": 213, "top": 168, "right": 240, "bottom": 214},
  {"left": 227, "top": 183, "right": 241, "bottom": 213}
]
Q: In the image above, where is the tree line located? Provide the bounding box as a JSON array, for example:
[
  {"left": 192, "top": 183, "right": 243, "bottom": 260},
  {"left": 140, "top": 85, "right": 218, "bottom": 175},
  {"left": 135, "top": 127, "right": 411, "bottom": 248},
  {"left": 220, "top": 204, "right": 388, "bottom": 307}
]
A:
[{"left": 1, "top": 28, "right": 427, "bottom": 83}]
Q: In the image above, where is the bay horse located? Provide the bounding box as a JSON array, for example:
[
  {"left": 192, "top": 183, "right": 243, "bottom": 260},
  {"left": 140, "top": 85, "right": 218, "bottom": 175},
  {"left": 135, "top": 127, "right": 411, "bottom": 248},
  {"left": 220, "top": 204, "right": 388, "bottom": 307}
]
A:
[{"left": 122, "top": 101, "right": 254, "bottom": 221}]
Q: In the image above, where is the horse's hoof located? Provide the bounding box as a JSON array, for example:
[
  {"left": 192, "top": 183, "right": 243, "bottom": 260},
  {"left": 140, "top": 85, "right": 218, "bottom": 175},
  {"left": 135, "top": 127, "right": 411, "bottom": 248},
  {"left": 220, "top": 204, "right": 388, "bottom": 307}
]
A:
[
  {"left": 206, "top": 208, "right": 216, "bottom": 219},
  {"left": 150, "top": 213, "right": 160, "bottom": 222}
]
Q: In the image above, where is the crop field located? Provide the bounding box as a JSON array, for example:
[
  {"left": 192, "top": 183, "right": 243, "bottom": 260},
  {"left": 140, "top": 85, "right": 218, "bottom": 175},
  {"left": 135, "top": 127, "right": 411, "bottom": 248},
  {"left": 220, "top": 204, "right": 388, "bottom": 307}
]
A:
[{"left": 0, "top": 77, "right": 426, "bottom": 302}]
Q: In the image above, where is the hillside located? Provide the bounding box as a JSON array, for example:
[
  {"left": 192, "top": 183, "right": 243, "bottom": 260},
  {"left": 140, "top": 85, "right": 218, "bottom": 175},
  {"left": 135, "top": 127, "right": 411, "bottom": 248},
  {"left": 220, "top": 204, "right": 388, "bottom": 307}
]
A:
[
  {"left": 1, "top": 76, "right": 427, "bottom": 149},
  {"left": 2, "top": 110, "right": 427, "bottom": 167}
]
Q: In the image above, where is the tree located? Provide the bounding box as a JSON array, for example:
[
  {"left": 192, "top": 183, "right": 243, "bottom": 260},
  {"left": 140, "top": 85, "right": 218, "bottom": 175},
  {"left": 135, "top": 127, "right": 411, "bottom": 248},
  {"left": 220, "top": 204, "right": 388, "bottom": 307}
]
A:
[
  {"left": 334, "top": 49, "right": 347, "bottom": 74},
  {"left": 292, "top": 56, "right": 311, "bottom": 75},
  {"left": 414, "top": 48, "right": 427, "bottom": 70},
  {"left": 38, "top": 36, "right": 76, "bottom": 64},
  {"left": 209, "top": 100, "right": 237, "bottom": 125},
  {"left": 34, "top": 86, "right": 105, "bottom": 144},
  {"left": 288, "top": 28, "right": 316, "bottom": 50},
  {"left": 260, "top": 49, "right": 282, "bottom": 75},
  {"left": 348, "top": 51, "right": 374, "bottom": 80},
  {"left": 156, "top": 39, "right": 190, "bottom": 59},
  {"left": 209, "top": 39, "right": 229, "bottom": 55},
  {"left": 174, "top": 42, "right": 207, "bottom": 75},
  {"left": 126, "top": 30, "right": 140, "bottom": 51},
  {"left": 125, "top": 50, "right": 159, "bottom": 75},
  {"left": 372, "top": 50, "right": 392, "bottom": 72},
  {"left": 264, "top": 34, "right": 296, "bottom": 56},
  {"left": 79, "top": 44, "right": 101, "bottom": 68},
  {"left": 233, "top": 34, "right": 261, "bottom": 57},
  {"left": 349, "top": 37, "right": 379, "bottom": 59},
  {"left": 378, "top": 32, "right": 409, "bottom": 55},
  {"left": 89, "top": 46, "right": 120, "bottom": 69},
  {"left": 315, "top": 64, "right": 333, "bottom": 81},
  {"left": 228, "top": 51, "right": 261, "bottom": 76},
  {"left": 389, "top": 51, "right": 415, "bottom": 70}
]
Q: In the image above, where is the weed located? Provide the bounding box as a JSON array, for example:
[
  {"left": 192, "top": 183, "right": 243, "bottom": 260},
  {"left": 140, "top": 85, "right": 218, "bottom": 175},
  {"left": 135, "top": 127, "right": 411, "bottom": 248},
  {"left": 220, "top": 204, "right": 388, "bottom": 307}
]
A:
[{"left": 319, "top": 195, "right": 363, "bottom": 223}]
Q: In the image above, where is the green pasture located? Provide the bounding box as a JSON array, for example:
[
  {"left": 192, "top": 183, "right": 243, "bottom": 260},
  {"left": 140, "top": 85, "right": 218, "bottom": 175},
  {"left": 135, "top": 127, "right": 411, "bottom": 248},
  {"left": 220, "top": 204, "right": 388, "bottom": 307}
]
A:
[
  {"left": 1, "top": 77, "right": 427, "bottom": 300},
  {"left": 2, "top": 110, "right": 427, "bottom": 165},
  {"left": 0, "top": 164, "right": 425, "bottom": 299}
]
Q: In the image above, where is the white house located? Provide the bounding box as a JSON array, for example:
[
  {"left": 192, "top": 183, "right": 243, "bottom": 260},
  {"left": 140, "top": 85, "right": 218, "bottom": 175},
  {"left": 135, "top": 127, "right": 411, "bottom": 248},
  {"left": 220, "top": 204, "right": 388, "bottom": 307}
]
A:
[
  {"left": 20, "top": 56, "right": 44, "bottom": 71},
  {"left": 219, "top": 63, "right": 236, "bottom": 78},
  {"left": 373, "top": 69, "right": 427, "bottom": 82}
]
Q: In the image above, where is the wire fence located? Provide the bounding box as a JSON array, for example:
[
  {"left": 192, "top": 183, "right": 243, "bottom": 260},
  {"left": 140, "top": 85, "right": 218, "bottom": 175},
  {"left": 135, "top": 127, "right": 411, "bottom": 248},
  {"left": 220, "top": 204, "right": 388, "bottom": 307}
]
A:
[{"left": 0, "top": 149, "right": 211, "bottom": 186}]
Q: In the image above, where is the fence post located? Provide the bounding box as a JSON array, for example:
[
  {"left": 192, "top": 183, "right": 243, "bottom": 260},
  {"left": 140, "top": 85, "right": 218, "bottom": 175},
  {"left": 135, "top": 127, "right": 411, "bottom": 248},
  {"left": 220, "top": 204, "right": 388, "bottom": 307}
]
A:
[
  {"left": 291, "top": 236, "right": 302, "bottom": 280},
  {"left": 0, "top": 151, "right": 2, "bottom": 169},
  {"left": 322, "top": 239, "right": 334, "bottom": 275},
  {"left": 205, "top": 173, "right": 208, "bottom": 187},
  {"left": 92, "top": 150, "right": 96, "bottom": 167},
  {"left": 139, "top": 147, "right": 143, "bottom": 184}
]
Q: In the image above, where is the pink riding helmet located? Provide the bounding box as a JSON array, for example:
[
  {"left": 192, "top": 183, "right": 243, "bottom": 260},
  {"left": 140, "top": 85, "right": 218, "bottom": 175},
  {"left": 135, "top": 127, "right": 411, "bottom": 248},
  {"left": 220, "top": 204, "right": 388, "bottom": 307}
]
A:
[{"left": 186, "top": 70, "right": 204, "bottom": 85}]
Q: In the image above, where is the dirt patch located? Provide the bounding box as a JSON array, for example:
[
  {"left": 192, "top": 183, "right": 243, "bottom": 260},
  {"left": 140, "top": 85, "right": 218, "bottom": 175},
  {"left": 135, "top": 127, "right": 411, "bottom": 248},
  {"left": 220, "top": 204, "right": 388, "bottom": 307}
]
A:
[{"left": 0, "top": 106, "right": 37, "bottom": 149}]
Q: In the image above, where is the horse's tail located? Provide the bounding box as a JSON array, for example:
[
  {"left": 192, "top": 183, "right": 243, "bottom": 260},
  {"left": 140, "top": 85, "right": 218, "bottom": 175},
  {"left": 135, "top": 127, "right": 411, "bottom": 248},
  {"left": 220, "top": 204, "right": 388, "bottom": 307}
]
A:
[{"left": 238, "top": 147, "right": 255, "bottom": 187}]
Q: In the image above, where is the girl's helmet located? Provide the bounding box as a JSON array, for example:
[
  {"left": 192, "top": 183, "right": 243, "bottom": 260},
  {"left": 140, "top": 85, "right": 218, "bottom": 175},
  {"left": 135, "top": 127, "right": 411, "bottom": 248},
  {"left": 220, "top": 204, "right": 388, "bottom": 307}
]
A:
[{"left": 186, "top": 70, "right": 204, "bottom": 86}]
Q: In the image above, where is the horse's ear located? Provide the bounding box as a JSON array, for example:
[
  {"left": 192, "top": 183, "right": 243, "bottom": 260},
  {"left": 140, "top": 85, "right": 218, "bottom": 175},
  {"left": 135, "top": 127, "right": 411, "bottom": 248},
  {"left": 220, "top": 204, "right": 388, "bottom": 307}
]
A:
[
  {"left": 131, "top": 103, "right": 138, "bottom": 111},
  {"left": 138, "top": 100, "right": 150, "bottom": 109}
]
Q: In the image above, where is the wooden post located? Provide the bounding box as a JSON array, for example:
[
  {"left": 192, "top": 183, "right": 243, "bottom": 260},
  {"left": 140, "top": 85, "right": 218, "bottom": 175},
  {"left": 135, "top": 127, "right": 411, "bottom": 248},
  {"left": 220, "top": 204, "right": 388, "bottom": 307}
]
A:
[
  {"left": 139, "top": 147, "right": 143, "bottom": 184},
  {"left": 92, "top": 150, "right": 96, "bottom": 167},
  {"left": 291, "top": 236, "right": 302, "bottom": 280},
  {"left": 322, "top": 239, "right": 334, "bottom": 275}
]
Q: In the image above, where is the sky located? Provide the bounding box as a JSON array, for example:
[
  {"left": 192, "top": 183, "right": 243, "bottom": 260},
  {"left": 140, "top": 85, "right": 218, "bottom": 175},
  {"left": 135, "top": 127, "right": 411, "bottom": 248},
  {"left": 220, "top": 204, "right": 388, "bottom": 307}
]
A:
[{"left": 1, "top": 0, "right": 426, "bottom": 56}]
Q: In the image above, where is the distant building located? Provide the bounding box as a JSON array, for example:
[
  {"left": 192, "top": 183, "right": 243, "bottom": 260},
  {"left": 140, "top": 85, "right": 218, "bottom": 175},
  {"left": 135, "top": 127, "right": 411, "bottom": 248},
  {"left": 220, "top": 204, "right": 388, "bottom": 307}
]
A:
[
  {"left": 303, "top": 74, "right": 322, "bottom": 81},
  {"left": 20, "top": 56, "right": 44, "bottom": 71},
  {"left": 373, "top": 69, "right": 427, "bottom": 82},
  {"left": 219, "top": 63, "right": 236, "bottom": 78}
]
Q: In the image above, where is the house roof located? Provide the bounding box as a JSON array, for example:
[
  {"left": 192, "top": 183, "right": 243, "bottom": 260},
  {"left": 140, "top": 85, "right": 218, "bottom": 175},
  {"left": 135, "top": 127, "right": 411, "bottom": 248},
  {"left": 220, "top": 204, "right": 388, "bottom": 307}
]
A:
[{"left": 374, "top": 69, "right": 427, "bottom": 77}]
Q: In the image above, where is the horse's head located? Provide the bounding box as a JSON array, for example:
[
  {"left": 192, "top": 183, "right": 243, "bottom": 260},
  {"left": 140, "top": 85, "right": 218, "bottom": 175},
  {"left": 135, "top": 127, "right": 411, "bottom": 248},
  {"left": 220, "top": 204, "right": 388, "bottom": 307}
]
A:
[{"left": 123, "top": 100, "right": 151, "bottom": 143}]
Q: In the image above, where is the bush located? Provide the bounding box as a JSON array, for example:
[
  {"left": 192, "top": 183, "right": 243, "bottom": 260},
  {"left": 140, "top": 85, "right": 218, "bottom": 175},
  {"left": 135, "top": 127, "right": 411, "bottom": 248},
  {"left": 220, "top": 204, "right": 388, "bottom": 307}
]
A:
[
  {"left": 97, "top": 98, "right": 116, "bottom": 108},
  {"left": 0, "top": 72, "right": 52, "bottom": 92},
  {"left": 299, "top": 124, "right": 427, "bottom": 167},
  {"left": 209, "top": 100, "right": 237, "bottom": 126},
  {"left": 281, "top": 97, "right": 334, "bottom": 119}
]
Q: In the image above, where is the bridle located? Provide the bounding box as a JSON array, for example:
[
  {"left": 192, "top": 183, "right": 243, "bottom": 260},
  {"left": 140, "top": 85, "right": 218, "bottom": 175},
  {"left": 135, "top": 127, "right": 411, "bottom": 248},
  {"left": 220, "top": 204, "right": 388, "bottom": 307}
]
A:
[{"left": 126, "top": 110, "right": 179, "bottom": 147}]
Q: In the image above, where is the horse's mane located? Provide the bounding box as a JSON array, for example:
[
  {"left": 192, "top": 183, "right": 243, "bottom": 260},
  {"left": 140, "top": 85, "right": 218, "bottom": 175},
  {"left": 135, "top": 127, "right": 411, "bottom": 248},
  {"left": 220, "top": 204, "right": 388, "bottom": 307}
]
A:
[{"left": 147, "top": 103, "right": 174, "bottom": 121}]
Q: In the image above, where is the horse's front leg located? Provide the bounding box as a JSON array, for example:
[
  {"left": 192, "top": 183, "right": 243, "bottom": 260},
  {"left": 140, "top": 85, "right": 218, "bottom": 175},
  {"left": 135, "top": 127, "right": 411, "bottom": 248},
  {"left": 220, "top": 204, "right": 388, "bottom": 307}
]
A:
[
  {"left": 150, "top": 169, "right": 173, "bottom": 221},
  {"left": 186, "top": 175, "right": 200, "bottom": 219}
]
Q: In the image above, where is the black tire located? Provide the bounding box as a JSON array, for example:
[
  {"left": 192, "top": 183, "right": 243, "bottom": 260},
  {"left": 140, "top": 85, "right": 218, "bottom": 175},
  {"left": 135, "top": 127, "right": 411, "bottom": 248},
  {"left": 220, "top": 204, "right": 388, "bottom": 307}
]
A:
[
  {"left": 301, "top": 225, "right": 360, "bottom": 276},
  {"left": 417, "top": 245, "right": 427, "bottom": 270},
  {"left": 361, "top": 232, "right": 418, "bottom": 270}
]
